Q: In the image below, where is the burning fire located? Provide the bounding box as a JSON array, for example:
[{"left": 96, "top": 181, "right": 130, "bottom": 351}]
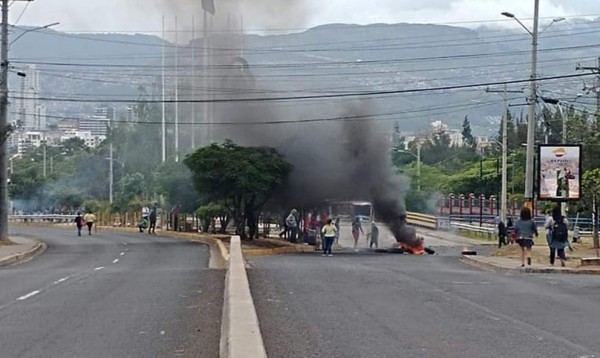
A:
[{"left": 399, "top": 238, "right": 425, "bottom": 255}]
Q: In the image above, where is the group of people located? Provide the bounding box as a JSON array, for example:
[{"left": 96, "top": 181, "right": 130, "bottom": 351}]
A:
[
  {"left": 498, "top": 205, "right": 574, "bottom": 267},
  {"left": 139, "top": 204, "right": 158, "bottom": 234},
  {"left": 279, "top": 209, "right": 380, "bottom": 256},
  {"left": 74, "top": 211, "right": 96, "bottom": 236}
]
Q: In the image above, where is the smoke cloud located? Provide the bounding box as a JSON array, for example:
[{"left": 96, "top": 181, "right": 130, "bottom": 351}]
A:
[{"left": 146, "top": 0, "right": 414, "bottom": 244}]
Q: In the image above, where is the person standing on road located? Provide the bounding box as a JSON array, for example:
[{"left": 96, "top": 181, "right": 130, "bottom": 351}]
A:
[
  {"left": 497, "top": 219, "right": 507, "bottom": 248},
  {"left": 368, "top": 222, "right": 379, "bottom": 248},
  {"left": 351, "top": 216, "right": 364, "bottom": 251},
  {"left": 515, "top": 207, "right": 538, "bottom": 267},
  {"left": 83, "top": 210, "right": 96, "bottom": 236},
  {"left": 286, "top": 209, "right": 299, "bottom": 243},
  {"left": 546, "top": 206, "right": 569, "bottom": 267},
  {"left": 74, "top": 212, "right": 84, "bottom": 237},
  {"left": 149, "top": 203, "right": 158, "bottom": 234},
  {"left": 171, "top": 204, "right": 181, "bottom": 232},
  {"left": 506, "top": 217, "right": 515, "bottom": 244},
  {"left": 334, "top": 217, "right": 341, "bottom": 243},
  {"left": 321, "top": 218, "right": 337, "bottom": 256}
]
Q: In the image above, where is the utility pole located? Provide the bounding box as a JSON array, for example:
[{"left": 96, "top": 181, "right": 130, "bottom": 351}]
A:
[
  {"left": 524, "top": 0, "right": 540, "bottom": 210},
  {"left": 174, "top": 16, "right": 179, "bottom": 162},
  {"left": 191, "top": 15, "right": 196, "bottom": 149},
  {"left": 486, "top": 85, "right": 523, "bottom": 223},
  {"left": 0, "top": 0, "right": 9, "bottom": 242},
  {"left": 1, "top": 0, "right": 36, "bottom": 242},
  {"left": 161, "top": 16, "right": 166, "bottom": 162}
]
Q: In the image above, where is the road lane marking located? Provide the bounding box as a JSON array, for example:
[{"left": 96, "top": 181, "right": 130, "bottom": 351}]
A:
[
  {"left": 120, "top": 252, "right": 125, "bottom": 256},
  {"left": 53, "top": 276, "right": 70, "bottom": 284},
  {"left": 94, "top": 266, "right": 105, "bottom": 271},
  {"left": 112, "top": 259, "right": 119, "bottom": 264},
  {"left": 17, "top": 290, "right": 40, "bottom": 301},
  {"left": 122, "top": 242, "right": 127, "bottom": 246}
]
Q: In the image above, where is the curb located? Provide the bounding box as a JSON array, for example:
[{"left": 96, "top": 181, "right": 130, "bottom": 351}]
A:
[
  {"left": 0, "top": 239, "right": 47, "bottom": 268},
  {"left": 460, "top": 255, "right": 600, "bottom": 275},
  {"left": 243, "top": 244, "right": 315, "bottom": 257},
  {"left": 220, "top": 236, "right": 267, "bottom": 358}
]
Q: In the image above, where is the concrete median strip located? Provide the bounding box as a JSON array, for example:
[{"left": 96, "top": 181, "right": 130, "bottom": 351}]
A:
[
  {"left": 220, "top": 236, "right": 267, "bottom": 358},
  {"left": 0, "top": 238, "right": 47, "bottom": 268}
]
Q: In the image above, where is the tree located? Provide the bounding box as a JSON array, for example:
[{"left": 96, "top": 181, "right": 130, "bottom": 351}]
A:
[
  {"left": 461, "top": 116, "right": 475, "bottom": 148},
  {"left": 184, "top": 141, "right": 292, "bottom": 239},
  {"left": 196, "top": 202, "right": 228, "bottom": 233},
  {"left": 582, "top": 168, "right": 600, "bottom": 249}
]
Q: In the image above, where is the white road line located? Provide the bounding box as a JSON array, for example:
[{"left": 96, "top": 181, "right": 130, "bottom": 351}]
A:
[
  {"left": 120, "top": 252, "right": 125, "bottom": 256},
  {"left": 94, "top": 266, "right": 105, "bottom": 271},
  {"left": 122, "top": 242, "right": 127, "bottom": 246},
  {"left": 112, "top": 259, "right": 119, "bottom": 264},
  {"left": 53, "top": 276, "right": 70, "bottom": 284},
  {"left": 17, "top": 290, "right": 40, "bottom": 301}
]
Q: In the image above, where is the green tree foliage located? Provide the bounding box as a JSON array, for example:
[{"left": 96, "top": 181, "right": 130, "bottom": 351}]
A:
[
  {"left": 196, "top": 202, "right": 228, "bottom": 233},
  {"left": 184, "top": 141, "right": 292, "bottom": 239},
  {"left": 461, "top": 116, "right": 475, "bottom": 148}
]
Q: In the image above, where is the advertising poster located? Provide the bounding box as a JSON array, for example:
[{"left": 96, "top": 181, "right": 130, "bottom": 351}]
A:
[{"left": 538, "top": 145, "right": 581, "bottom": 201}]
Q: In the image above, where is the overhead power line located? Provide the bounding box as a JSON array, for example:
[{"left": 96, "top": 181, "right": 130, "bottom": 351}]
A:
[{"left": 12, "top": 72, "right": 596, "bottom": 104}]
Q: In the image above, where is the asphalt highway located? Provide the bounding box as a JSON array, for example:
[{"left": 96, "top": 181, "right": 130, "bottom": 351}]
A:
[
  {"left": 0, "top": 226, "right": 224, "bottom": 358},
  {"left": 248, "top": 244, "right": 600, "bottom": 358}
]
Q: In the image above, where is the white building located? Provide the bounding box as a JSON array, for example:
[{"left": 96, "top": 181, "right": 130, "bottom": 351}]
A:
[
  {"left": 78, "top": 106, "right": 115, "bottom": 136},
  {"left": 16, "top": 65, "right": 47, "bottom": 131},
  {"left": 60, "top": 130, "right": 106, "bottom": 148},
  {"left": 9, "top": 131, "right": 46, "bottom": 155}
]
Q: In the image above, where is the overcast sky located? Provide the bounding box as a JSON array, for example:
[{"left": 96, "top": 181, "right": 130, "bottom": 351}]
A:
[{"left": 9, "top": 0, "right": 600, "bottom": 35}]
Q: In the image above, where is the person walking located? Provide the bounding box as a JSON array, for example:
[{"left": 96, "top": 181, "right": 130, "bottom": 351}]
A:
[
  {"left": 83, "top": 210, "right": 96, "bottom": 236},
  {"left": 321, "top": 218, "right": 337, "bottom": 256},
  {"left": 74, "top": 212, "right": 84, "bottom": 237},
  {"left": 286, "top": 209, "right": 299, "bottom": 243},
  {"left": 368, "top": 222, "right": 379, "bottom": 249},
  {"left": 506, "top": 217, "right": 515, "bottom": 244},
  {"left": 546, "top": 206, "right": 569, "bottom": 267},
  {"left": 149, "top": 203, "right": 158, "bottom": 234},
  {"left": 515, "top": 207, "right": 538, "bottom": 267},
  {"left": 351, "top": 216, "right": 364, "bottom": 251},
  {"left": 497, "top": 219, "right": 507, "bottom": 248}
]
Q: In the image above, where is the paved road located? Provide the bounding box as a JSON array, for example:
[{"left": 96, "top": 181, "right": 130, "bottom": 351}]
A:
[
  {"left": 249, "top": 242, "right": 600, "bottom": 358},
  {"left": 0, "top": 226, "right": 224, "bottom": 358}
]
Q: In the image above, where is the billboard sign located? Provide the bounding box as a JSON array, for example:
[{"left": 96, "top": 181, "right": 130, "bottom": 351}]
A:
[{"left": 538, "top": 145, "right": 581, "bottom": 201}]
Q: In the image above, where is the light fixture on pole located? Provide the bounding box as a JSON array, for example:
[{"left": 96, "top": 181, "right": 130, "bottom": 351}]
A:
[
  {"left": 501, "top": 3, "right": 564, "bottom": 211},
  {"left": 393, "top": 145, "right": 421, "bottom": 192}
]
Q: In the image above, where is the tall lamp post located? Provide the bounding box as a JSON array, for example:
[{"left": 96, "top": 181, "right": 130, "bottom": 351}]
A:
[{"left": 501, "top": 5, "right": 564, "bottom": 211}]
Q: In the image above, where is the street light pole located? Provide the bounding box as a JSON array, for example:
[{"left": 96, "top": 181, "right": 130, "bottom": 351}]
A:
[
  {"left": 486, "top": 85, "right": 523, "bottom": 222},
  {"left": 416, "top": 144, "right": 421, "bottom": 192},
  {"left": 524, "top": 0, "right": 540, "bottom": 209}
]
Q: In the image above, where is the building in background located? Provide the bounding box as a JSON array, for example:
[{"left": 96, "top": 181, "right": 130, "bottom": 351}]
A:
[
  {"left": 16, "top": 64, "right": 47, "bottom": 131},
  {"left": 78, "top": 106, "right": 115, "bottom": 136}
]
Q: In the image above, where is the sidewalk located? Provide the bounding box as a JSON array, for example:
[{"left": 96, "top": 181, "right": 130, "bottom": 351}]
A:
[
  {"left": 461, "top": 254, "right": 600, "bottom": 275},
  {"left": 0, "top": 237, "right": 45, "bottom": 267}
]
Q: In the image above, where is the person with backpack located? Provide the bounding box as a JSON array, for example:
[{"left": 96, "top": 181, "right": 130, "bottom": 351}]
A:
[
  {"left": 545, "top": 205, "right": 569, "bottom": 267},
  {"left": 74, "top": 212, "right": 84, "bottom": 237}
]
